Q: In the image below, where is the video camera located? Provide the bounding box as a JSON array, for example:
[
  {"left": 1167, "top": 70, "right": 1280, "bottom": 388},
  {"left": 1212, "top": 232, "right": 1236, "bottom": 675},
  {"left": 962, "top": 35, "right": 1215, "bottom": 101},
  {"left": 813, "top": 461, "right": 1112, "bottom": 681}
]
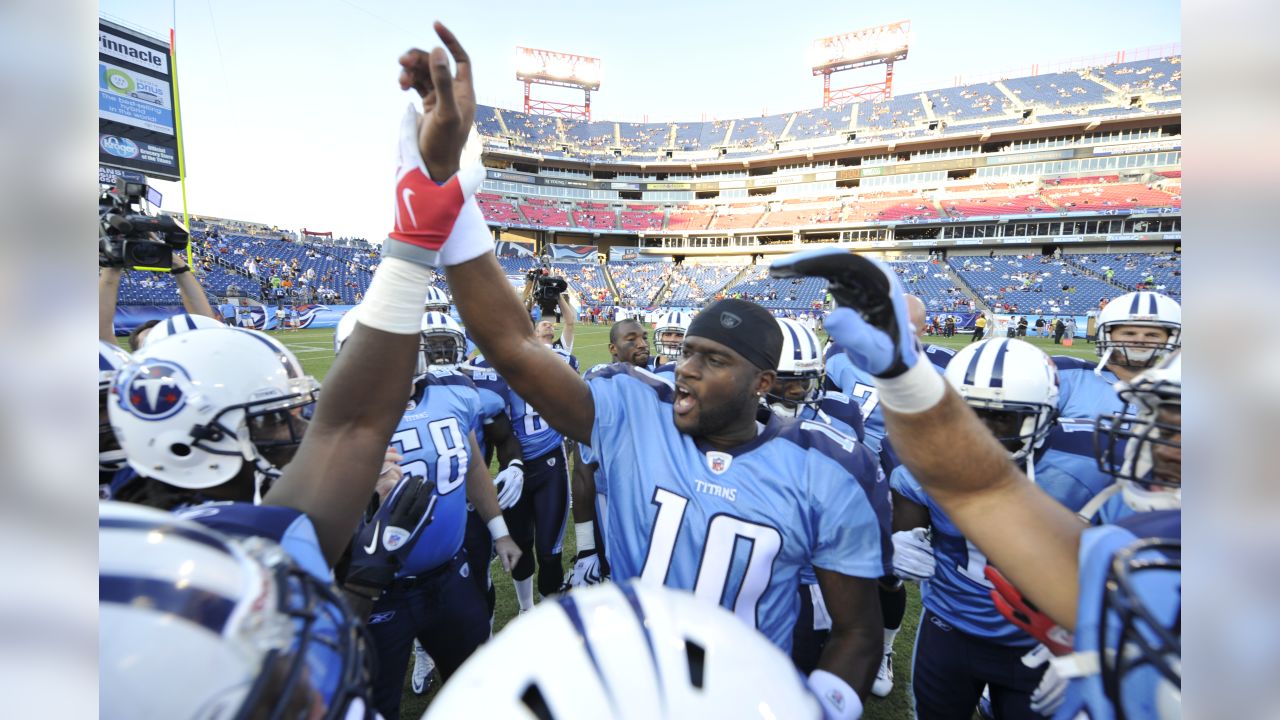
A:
[
  {"left": 99, "top": 178, "right": 189, "bottom": 270},
  {"left": 526, "top": 261, "right": 568, "bottom": 317}
]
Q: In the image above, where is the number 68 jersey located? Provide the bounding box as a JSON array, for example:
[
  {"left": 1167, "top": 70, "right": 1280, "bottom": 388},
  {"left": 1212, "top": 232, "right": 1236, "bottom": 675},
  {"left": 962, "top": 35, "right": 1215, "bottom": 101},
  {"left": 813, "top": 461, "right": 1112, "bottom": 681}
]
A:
[{"left": 582, "top": 364, "right": 888, "bottom": 651}]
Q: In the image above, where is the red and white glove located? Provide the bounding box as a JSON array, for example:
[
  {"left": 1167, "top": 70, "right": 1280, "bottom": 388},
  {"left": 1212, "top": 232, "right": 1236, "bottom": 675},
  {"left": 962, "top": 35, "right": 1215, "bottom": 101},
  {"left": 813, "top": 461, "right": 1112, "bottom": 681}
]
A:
[
  {"left": 985, "top": 565, "right": 1074, "bottom": 656},
  {"left": 384, "top": 104, "right": 486, "bottom": 269}
]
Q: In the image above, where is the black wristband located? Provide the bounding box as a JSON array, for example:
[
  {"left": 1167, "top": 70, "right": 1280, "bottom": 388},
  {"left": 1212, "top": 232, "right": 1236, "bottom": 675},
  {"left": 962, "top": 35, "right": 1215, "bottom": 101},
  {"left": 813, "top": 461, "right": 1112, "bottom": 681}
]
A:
[{"left": 171, "top": 265, "right": 191, "bottom": 275}]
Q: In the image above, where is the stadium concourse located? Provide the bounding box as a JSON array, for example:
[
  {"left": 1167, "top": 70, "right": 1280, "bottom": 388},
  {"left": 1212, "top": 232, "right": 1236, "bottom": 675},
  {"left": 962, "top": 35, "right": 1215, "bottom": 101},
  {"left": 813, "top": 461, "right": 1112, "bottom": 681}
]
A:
[{"left": 99, "top": 20, "right": 1183, "bottom": 720}]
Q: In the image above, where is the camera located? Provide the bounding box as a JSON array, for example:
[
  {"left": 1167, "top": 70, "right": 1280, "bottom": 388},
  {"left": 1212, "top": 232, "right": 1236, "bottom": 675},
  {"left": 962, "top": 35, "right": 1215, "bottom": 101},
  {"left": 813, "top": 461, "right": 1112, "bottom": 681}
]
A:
[
  {"left": 99, "top": 179, "right": 189, "bottom": 270},
  {"left": 526, "top": 264, "right": 568, "bottom": 317}
]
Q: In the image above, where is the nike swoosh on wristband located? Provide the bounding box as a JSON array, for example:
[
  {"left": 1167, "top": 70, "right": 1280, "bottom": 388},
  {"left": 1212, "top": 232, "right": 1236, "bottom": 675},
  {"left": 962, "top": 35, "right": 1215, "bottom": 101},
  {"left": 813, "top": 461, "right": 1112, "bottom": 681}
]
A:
[
  {"left": 363, "top": 521, "right": 381, "bottom": 554},
  {"left": 401, "top": 188, "right": 418, "bottom": 229}
]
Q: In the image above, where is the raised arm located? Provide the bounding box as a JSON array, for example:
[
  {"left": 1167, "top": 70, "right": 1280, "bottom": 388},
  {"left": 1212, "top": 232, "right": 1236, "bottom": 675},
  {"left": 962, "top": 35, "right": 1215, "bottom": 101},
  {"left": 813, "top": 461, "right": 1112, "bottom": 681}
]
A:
[
  {"left": 445, "top": 255, "right": 594, "bottom": 444},
  {"left": 99, "top": 267, "right": 122, "bottom": 341},
  {"left": 773, "top": 248, "right": 1084, "bottom": 629},
  {"left": 558, "top": 293, "right": 575, "bottom": 351},
  {"left": 171, "top": 253, "right": 218, "bottom": 320}
]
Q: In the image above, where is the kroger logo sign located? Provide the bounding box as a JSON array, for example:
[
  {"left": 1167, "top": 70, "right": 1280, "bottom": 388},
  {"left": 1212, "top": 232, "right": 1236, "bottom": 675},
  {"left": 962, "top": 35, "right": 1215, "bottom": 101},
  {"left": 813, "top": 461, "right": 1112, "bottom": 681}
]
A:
[{"left": 100, "top": 135, "right": 140, "bottom": 159}]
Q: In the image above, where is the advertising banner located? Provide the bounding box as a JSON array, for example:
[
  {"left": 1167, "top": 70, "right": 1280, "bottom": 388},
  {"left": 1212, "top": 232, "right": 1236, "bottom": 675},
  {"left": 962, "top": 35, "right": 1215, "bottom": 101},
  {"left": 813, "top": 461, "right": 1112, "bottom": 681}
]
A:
[
  {"left": 549, "top": 244, "right": 597, "bottom": 262},
  {"left": 98, "top": 20, "right": 181, "bottom": 180},
  {"left": 99, "top": 61, "right": 174, "bottom": 134},
  {"left": 113, "top": 304, "right": 358, "bottom": 334},
  {"left": 609, "top": 247, "right": 668, "bottom": 262}
]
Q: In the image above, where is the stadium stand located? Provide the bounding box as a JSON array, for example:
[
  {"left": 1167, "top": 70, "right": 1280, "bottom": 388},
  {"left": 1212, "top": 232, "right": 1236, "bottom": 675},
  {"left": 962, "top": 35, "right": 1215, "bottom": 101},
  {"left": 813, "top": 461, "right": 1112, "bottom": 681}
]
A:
[
  {"left": 722, "top": 265, "right": 828, "bottom": 311},
  {"left": 662, "top": 264, "right": 747, "bottom": 305},
  {"left": 609, "top": 262, "right": 671, "bottom": 306},
  {"left": 887, "top": 260, "right": 973, "bottom": 313},
  {"left": 551, "top": 261, "right": 614, "bottom": 305},
  {"left": 948, "top": 255, "right": 1120, "bottom": 316},
  {"left": 1068, "top": 252, "right": 1181, "bottom": 300}
]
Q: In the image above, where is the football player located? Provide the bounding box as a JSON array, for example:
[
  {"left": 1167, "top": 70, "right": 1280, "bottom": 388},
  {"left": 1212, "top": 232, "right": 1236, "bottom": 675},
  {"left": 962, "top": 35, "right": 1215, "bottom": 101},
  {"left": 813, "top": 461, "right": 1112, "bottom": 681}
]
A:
[
  {"left": 103, "top": 22, "right": 490, "bottom": 717},
  {"left": 468, "top": 337, "right": 579, "bottom": 612},
  {"left": 762, "top": 317, "right": 884, "bottom": 676},
  {"left": 889, "top": 338, "right": 1113, "bottom": 719},
  {"left": 650, "top": 309, "right": 692, "bottom": 373},
  {"left": 779, "top": 247, "right": 1180, "bottom": 720},
  {"left": 337, "top": 310, "right": 521, "bottom": 719},
  {"left": 823, "top": 293, "right": 950, "bottom": 697},
  {"left": 1054, "top": 290, "right": 1180, "bottom": 419}
]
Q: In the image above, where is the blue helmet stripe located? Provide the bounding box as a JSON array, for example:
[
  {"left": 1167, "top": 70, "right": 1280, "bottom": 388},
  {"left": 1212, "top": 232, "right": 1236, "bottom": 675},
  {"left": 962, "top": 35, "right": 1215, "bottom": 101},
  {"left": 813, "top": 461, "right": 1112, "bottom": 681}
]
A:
[
  {"left": 785, "top": 323, "right": 803, "bottom": 360},
  {"left": 990, "top": 340, "right": 1010, "bottom": 389},
  {"left": 1147, "top": 293, "right": 1158, "bottom": 315},
  {"left": 99, "top": 517, "right": 235, "bottom": 555},
  {"left": 1129, "top": 293, "right": 1142, "bottom": 314},
  {"left": 165, "top": 316, "right": 178, "bottom": 335},
  {"left": 556, "top": 594, "right": 619, "bottom": 715},
  {"left": 963, "top": 341, "right": 985, "bottom": 386},
  {"left": 618, "top": 583, "right": 666, "bottom": 709},
  {"left": 100, "top": 575, "right": 236, "bottom": 635}
]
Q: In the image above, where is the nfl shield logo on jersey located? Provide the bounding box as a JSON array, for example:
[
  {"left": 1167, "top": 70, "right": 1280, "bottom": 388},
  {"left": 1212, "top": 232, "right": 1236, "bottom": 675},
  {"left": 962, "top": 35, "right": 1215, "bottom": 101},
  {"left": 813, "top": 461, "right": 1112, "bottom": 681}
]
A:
[
  {"left": 706, "top": 451, "right": 732, "bottom": 474},
  {"left": 118, "top": 361, "right": 190, "bottom": 421}
]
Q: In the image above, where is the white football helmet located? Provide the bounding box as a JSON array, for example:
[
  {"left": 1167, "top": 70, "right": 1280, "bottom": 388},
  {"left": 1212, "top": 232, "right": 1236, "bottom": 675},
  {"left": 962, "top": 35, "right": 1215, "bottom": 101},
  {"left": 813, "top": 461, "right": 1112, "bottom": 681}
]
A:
[
  {"left": 767, "top": 317, "right": 824, "bottom": 416},
  {"left": 141, "top": 313, "right": 226, "bottom": 348},
  {"left": 652, "top": 310, "right": 693, "bottom": 357},
  {"left": 427, "top": 581, "right": 821, "bottom": 719},
  {"left": 424, "top": 285, "right": 451, "bottom": 313},
  {"left": 99, "top": 501, "right": 373, "bottom": 720},
  {"left": 99, "top": 340, "right": 132, "bottom": 472},
  {"left": 1095, "top": 351, "right": 1181, "bottom": 511},
  {"left": 945, "top": 339, "right": 1060, "bottom": 471},
  {"left": 109, "top": 327, "right": 318, "bottom": 490},
  {"left": 1096, "top": 291, "right": 1181, "bottom": 372},
  {"left": 421, "top": 310, "right": 467, "bottom": 370}
]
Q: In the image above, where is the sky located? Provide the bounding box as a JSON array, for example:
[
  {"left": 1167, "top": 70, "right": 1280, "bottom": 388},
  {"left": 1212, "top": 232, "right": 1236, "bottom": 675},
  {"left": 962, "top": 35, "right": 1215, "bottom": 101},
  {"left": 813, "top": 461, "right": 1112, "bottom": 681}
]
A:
[{"left": 98, "top": 0, "right": 1180, "bottom": 242}]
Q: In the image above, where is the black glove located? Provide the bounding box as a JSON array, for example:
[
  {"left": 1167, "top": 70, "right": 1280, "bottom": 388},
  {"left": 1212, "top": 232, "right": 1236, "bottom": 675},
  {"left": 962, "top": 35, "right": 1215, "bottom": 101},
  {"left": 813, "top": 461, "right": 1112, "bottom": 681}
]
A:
[{"left": 343, "top": 476, "right": 438, "bottom": 599}]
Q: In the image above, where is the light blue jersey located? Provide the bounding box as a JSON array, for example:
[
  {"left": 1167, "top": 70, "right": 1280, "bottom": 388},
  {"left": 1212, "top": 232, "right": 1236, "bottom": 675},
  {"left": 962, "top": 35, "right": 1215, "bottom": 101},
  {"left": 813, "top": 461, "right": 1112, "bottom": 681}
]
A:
[
  {"left": 584, "top": 364, "right": 886, "bottom": 651},
  {"left": 1033, "top": 418, "right": 1118, "bottom": 513},
  {"left": 470, "top": 349, "right": 579, "bottom": 460},
  {"left": 1054, "top": 356, "right": 1124, "bottom": 419},
  {"left": 1056, "top": 511, "right": 1180, "bottom": 720},
  {"left": 367, "top": 369, "right": 482, "bottom": 576},
  {"left": 826, "top": 343, "right": 954, "bottom": 453}
]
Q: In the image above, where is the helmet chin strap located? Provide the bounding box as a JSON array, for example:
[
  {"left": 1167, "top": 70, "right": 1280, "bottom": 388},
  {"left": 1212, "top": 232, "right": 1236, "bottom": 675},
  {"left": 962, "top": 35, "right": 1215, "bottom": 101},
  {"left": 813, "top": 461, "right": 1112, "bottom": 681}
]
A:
[
  {"left": 1094, "top": 346, "right": 1115, "bottom": 376},
  {"left": 768, "top": 400, "right": 800, "bottom": 418}
]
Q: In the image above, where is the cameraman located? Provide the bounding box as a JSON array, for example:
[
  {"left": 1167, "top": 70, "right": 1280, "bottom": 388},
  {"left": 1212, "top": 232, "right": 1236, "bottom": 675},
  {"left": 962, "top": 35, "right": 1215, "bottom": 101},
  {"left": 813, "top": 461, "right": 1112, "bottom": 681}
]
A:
[
  {"left": 99, "top": 251, "right": 220, "bottom": 348},
  {"left": 523, "top": 272, "right": 575, "bottom": 353}
]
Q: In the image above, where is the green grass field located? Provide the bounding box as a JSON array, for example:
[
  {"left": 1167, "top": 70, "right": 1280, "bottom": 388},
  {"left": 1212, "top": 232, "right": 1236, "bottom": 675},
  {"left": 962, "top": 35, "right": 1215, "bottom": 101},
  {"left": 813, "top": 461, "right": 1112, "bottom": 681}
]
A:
[{"left": 259, "top": 324, "right": 1098, "bottom": 718}]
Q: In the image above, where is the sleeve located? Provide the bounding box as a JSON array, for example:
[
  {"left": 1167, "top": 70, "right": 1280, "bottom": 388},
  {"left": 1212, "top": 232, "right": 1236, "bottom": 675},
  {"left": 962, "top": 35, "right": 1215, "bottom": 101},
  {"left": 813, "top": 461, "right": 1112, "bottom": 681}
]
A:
[
  {"left": 824, "top": 350, "right": 855, "bottom": 394},
  {"left": 809, "top": 456, "right": 887, "bottom": 579},
  {"left": 475, "top": 385, "right": 506, "bottom": 421},
  {"left": 889, "top": 465, "right": 928, "bottom": 506},
  {"left": 587, "top": 374, "right": 625, "bottom": 439}
]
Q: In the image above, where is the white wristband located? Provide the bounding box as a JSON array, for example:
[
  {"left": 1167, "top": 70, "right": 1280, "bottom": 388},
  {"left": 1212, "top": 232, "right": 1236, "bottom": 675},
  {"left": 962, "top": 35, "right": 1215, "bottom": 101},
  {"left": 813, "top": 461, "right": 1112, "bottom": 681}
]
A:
[
  {"left": 357, "top": 257, "right": 435, "bottom": 334},
  {"left": 874, "top": 359, "right": 947, "bottom": 414},
  {"left": 486, "top": 515, "right": 510, "bottom": 540},
  {"left": 807, "top": 670, "right": 863, "bottom": 720},
  {"left": 575, "top": 521, "right": 596, "bottom": 553},
  {"left": 438, "top": 196, "right": 495, "bottom": 267}
]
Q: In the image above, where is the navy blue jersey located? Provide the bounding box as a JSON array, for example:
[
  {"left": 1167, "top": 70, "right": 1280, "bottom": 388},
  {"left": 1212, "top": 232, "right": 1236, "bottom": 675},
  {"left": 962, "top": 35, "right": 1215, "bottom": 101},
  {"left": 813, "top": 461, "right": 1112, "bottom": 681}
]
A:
[
  {"left": 812, "top": 391, "right": 866, "bottom": 443},
  {"left": 1033, "top": 418, "right": 1118, "bottom": 513},
  {"left": 583, "top": 363, "right": 886, "bottom": 651},
  {"left": 1056, "top": 511, "right": 1180, "bottom": 720},
  {"left": 651, "top": 359, "right": 677, "bottom": 382},
  {"left": 826, "top": 343, "right": 953, "bottom": 453},
  {"left": 364, "top": 369, "right": 482, "bottom": 576},
  {"left": 1054, "top": 356, "right": 1124, "bottom": 420},
  {"left": 470, "top": 350, "right": 578, "bottom": 459}
]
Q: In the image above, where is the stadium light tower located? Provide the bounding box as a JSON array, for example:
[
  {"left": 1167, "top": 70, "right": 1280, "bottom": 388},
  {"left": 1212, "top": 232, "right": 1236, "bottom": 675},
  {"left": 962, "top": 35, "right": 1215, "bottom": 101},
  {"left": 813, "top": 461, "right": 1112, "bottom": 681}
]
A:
[
  {"left": 515, "top": 47, "right": 602, "bottom": 121},
  {"left": 809, "top": 20, "right": 911, "bottom": 107}
]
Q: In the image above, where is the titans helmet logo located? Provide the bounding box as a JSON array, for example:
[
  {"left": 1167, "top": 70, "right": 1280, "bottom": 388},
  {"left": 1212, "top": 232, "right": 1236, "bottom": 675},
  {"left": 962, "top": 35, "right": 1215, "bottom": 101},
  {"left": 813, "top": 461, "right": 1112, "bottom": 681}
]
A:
[{"left": 118, "top": 361, "right": 191, "bottom": 421}]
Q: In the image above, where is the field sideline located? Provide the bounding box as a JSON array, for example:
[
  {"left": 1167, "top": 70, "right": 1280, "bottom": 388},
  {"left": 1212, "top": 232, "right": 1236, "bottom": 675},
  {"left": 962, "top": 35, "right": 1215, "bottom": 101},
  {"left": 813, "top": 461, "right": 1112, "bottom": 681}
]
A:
[{"left": 262, "top": 324, "right": 1096, "bottom": 717}]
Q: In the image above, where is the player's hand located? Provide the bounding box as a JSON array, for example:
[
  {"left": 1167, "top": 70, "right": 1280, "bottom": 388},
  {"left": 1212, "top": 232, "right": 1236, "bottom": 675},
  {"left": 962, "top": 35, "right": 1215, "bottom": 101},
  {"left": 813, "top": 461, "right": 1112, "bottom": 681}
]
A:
[
  {"left": 492, "top": 461, "right": 524, "bottom": 510},
  {"left": 493, "top": 534, "right": 521, "bottom": 573},
  {"left": 399, "top": 22, "right": 475, "bottom": 181},
  {"left": 387, "top": 23, "right": 483, "bottom": 268},
  {"left": 171, "top": 252, "right": 188, "bottom": 270},
  {"left": 561, "top": 549, "right": 604, "bottom": 591},
  {"left": 985, "top": 565, "right": 1074, "bottom": 655},
  {"left": 770, "top": 248, "right": 920, "bottom": 378},
  {"left": 891, "top": 528, "right": 936, "bottom": 581},
  {"left": 345, "top": 476, "right": 438, "bottom": 596},
  {"left": 375, "top": 448, "right": 404, "bottom": 501},
  {"left": 1021, "top": 644, "right": 1067, "bottom": 716}
]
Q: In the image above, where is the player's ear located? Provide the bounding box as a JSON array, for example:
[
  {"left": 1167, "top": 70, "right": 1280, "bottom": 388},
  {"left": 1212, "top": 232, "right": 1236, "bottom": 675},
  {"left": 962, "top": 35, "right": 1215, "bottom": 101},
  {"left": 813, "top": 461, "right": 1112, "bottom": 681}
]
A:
[{"left": 752, "top": 370, "right": 776, "bottom": 398}]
